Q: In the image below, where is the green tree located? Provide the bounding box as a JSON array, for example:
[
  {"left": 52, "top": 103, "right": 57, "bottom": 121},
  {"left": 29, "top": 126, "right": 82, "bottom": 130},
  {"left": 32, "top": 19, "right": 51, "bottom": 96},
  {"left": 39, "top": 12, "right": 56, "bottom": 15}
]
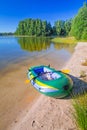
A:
[
  {"left": 52, "top": 26, "right": 57, "bottom": 35},
  {"left": 64, "top": 19, "right": 72, "bottom": 36},
  {"left": 29, "top": 19, "right": 35, "bottom": 35},
  {"left": 81, "top": 27, "right": 87, "bottom": 40},
  {"left": 54, "top": 20, "right": 65, "bottom": 36},
  {"left": 70, "top": 2, "right": 87, "bottom": 40},
  {"left": 15, "top": 21, "right": 25, "bottom": 35},
  {"left": 46, "top": 22, "right": 52, "bottom": 36},
  {"left": 35, "top": 19, "right": 42, "bottom": 36},
  {"left": 41, "top": 21, "right": 47, "bottom": 36}
]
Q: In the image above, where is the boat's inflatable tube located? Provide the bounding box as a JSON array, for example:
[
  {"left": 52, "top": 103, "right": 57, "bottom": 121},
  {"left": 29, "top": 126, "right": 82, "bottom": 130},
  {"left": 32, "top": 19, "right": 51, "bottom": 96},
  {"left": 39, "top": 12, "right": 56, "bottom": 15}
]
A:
[{"left": 27, "top": 65, "right": 73, "bottom": 98}]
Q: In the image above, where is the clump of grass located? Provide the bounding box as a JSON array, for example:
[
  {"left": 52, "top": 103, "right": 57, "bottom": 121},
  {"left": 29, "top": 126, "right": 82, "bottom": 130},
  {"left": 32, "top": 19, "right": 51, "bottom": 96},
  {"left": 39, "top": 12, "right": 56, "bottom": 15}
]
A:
[
  {"left": 72, "top": 93, "right": 87, "bottom": 130},
  {"left": 51, "top": 37, "right": 77, "bottom": 44},
  {"left": 81, "top": 59, "right": 87, "bottom": 66},
  {"left": 80, "top": 71, "right": 86, "bottom": 78}
]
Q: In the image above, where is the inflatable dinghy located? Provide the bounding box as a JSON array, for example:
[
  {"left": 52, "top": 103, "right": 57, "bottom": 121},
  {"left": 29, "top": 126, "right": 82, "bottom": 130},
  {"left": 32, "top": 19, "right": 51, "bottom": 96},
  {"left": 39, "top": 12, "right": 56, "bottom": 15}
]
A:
[{"left": 27, "top": 65, "right": 73, "bottom": 98}]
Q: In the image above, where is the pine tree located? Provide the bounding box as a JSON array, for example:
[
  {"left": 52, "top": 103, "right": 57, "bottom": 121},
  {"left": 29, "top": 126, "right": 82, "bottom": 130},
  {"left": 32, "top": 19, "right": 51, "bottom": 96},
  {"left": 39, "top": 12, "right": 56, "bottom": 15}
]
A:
[{"left": 70, "top": 2, "right": 87, "bottom": 40}]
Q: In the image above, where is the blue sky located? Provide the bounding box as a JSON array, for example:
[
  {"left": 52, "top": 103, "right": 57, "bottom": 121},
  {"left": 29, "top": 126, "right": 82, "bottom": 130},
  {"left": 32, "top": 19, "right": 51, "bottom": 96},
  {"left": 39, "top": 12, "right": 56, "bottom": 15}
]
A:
[{"left": 0, "top": 0, "right": 86, "bottom": 32}]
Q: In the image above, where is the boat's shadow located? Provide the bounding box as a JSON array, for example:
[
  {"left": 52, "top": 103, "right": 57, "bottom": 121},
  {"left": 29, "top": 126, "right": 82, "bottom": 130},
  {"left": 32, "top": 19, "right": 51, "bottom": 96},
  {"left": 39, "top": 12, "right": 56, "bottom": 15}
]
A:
[{"left": 62, "top": 74, "right": 87, "bottom": 99}]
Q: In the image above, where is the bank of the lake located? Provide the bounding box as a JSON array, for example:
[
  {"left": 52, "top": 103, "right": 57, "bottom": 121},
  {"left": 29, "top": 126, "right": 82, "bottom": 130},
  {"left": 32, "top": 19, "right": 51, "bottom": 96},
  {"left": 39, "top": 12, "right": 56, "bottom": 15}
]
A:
[
  {"left": 7, "top": 42, "right": 87, "bottom": 130},
  {"left": 51, "top": 36, "right": 77, "bottom": 44}
]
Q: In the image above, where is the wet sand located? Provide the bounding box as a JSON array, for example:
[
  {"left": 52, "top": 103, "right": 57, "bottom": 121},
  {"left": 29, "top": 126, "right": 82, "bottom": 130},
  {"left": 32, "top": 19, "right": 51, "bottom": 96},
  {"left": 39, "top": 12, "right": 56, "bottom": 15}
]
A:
[
  {"left": 6, "top": 42, "right": 87, "bottom": 130},
  {"left": 0, "top": 50, "right": 71, "bottom": 130}
]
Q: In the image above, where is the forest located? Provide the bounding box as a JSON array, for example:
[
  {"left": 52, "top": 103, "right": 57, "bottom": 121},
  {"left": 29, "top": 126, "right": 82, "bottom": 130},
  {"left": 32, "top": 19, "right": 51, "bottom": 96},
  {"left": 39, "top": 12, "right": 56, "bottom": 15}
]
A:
[
  {"left": 15, "top": 2, "right": 87, "bottom": 40},
  {"left": 15, "top": 18, "right": 72, "bottom": 37}
]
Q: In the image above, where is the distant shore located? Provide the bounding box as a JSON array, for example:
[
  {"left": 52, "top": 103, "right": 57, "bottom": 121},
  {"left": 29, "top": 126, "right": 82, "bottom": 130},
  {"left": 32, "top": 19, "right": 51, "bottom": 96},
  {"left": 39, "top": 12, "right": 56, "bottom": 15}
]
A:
[{"left": 6, "top": 42, "right": 87, "bottom": 130}]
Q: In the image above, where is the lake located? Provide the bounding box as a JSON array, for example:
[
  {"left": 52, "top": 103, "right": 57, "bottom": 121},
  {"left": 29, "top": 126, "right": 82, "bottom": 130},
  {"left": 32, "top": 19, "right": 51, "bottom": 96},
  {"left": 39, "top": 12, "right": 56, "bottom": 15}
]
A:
[{"left": 0, "top": 36, "right": 76, "bottom": 71}]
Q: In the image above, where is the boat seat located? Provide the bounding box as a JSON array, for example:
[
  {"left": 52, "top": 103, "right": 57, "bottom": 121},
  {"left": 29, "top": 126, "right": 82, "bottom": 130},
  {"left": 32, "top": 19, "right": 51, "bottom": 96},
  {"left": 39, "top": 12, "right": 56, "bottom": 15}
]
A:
[
  {"left": 40, "top": 72, "right": 61, "bottom": 80},
  {"left": 34, "top": 67, "right": 44, "bottom": 75}
]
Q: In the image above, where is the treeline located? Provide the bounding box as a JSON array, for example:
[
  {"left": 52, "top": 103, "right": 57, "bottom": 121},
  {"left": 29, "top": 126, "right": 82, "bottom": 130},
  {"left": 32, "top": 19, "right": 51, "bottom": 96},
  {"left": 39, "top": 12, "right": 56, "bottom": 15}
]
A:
[
  {"left": 0, "top": 32, "right": 14, "bottom": 36},
  {"left": 15, "top": 19, "right": 52, "bottom": 36},
  {"left": 15, "top": 19, "right": 72, "bottom": 37}
]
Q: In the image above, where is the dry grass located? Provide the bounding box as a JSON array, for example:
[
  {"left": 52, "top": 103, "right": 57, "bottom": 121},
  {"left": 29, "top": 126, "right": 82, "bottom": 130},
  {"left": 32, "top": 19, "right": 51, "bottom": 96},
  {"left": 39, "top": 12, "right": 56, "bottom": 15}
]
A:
[
  {"left": 81, "top": 59, "right": 87, "bottom": 66},
  {"left": 79, "top": 71, "right": 86, "bottom": 78}
]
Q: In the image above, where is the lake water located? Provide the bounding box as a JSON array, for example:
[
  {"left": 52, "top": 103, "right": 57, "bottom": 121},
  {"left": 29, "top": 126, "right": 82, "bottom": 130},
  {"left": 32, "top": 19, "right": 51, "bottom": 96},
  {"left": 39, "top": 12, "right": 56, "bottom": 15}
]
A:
[{"left": 0, "top": 36, "right": 76, "bottom": 71}]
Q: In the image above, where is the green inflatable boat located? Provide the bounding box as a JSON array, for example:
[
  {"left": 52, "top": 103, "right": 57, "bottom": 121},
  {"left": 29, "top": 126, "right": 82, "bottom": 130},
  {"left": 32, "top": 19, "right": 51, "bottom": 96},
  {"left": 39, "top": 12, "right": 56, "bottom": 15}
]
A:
[{"left": 27, "top": 65, "right": 73, "bottom": 98}]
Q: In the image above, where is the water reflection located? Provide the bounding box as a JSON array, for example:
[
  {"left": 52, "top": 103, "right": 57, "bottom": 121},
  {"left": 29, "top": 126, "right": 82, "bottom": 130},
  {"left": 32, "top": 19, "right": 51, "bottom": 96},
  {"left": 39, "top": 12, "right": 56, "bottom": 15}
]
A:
[
  {"left": 54, "top": 42, "right": 76, "bottom": 53},
  {"left": 0, "top": 36, "right": 76, "bottom": 71},
  {"left": 18, "top": 37, "right": 76, "bottom": 53},
  {"left": 18, "top": 37, "right": 51, "bottom": 52}
]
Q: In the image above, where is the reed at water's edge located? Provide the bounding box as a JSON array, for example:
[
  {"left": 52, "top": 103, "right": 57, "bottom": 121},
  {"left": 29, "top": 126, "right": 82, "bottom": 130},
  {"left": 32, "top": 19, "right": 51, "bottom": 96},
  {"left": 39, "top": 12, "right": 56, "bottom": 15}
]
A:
[{"left": 51, "top": 37, "right": 78, "bottom": 44}]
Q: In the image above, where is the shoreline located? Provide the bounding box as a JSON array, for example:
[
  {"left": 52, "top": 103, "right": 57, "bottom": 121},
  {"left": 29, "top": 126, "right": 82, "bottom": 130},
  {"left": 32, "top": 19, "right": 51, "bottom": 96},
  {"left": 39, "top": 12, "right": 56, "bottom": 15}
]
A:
[{"left": 7, "top": 42, "right": 87, "bottom": 130}]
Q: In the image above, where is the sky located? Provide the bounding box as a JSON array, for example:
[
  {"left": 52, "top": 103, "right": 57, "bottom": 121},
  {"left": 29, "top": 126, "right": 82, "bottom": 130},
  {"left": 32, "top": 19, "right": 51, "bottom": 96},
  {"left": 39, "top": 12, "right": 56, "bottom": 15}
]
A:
[{"left": 0, "top": 0, "right": 86, "bottom": 32}]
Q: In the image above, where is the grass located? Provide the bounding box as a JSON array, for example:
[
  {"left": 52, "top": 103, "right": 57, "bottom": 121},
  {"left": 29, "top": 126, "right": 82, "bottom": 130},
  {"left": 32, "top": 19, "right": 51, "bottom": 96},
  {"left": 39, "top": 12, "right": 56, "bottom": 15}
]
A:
[
  {"left": 51, "top": 36, "right": 77, "bottom": 44},
  {"left": 79, "top": 71, "right": 86, "bottom": 78},
  {"left": 72, "top": 92, "right": 87, "bottom": 130},
  {"left": 72, "top": 68, "right": 87, "bottom": 130}
]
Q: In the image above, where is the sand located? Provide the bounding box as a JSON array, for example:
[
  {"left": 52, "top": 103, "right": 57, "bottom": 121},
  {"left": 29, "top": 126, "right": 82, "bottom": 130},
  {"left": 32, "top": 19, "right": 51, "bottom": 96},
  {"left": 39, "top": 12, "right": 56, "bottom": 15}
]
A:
[{"left": 1, "top": 42, "right": 87, "bottom": 130}]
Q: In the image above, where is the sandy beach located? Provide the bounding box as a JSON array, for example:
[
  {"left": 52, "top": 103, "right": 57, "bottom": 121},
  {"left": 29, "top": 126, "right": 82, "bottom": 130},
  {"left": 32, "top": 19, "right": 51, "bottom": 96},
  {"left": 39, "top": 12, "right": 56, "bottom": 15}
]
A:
[{"left": 0, "top": 42, "right": 87, "bottom": 130}]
